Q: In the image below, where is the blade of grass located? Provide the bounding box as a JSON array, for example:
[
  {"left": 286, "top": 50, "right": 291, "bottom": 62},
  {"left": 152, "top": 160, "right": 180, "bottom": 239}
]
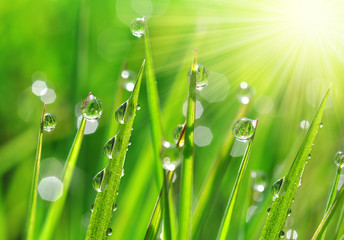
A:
[
  {"left": 0, "top": 184, "right": 5, "bottom": 239},
  {"left": 259, "top": 86, "right": 331, "bottom": 240},
  {"left": 312, "top": 185, "right": 344, "bottom": 240},
  {"left": 192, "top": 104, "right": 249, "bottom": 238},
  {"left": 336, "top": 199, "right": 344, "bottom": 239},
  {"left": 178, "top": 49, "right": 197, "bottom": 240},
  {"left": 217, "top": 119, "right": 259, "bottom": 240},
  {"left": 143, "top": 19, "right": 163, "bottom": 186},
  {"left": 39, "top": 116, "right": 87, "bottom": 240},
  {"left": 163, "top": 169, "right": 172, "bottom": 240},
  {"left": 319, "top": 166, "right": 342, "bottom": 240},
  {"left": 144, "top": 125, "right": 186, "bottom": 240},
  {"left": 26, "top": 104, "right": 46, "bottom": 240},
  {"left": 85, "top": 60, "right": 145, "bottom": 240}
]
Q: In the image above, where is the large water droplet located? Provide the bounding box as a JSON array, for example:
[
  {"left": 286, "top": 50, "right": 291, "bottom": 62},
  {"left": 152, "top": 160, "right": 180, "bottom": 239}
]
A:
[
  {"left": 92, "top": 169, "right": 108, "bottom": 192},
  {"left": 115, "top": 100, "right": 133, "bottom": 124},
  {"left": 187, "top": 64, "right": 209, "bottom": 90},
  {"left": 161, "top": 141, "right": 181, "bottom": 171},
  {"left": 130, "top": 17, "right": 146, "bottom": 38},
  {"left": 334, "top": 151, "right": 344, "bottom": 168},
  {"left": 279, "top": 231, "right": 285, "bottom": 238},
  {"left": 104, "top": 135, "right": 121, "bottom": 159},
  {"left": 272, "top": 177, "right": 285, "bottom": 198},
  {"left": 121, "top": 70, "right": 136, "bottom": 92},
  {"left": 237, "top": 82, "right": 254, "bottom": 104},
  {"left": 43, "top": 113, "right": 57, "bottom": 132},
  {"left": 286, "top": 229, "right": 298, "bottom": 239},
  {"left": 173, "top": 124, "right": 184, "bottom": 144},
  {"left": 81, "top": 93, "right": 103, "bottom": 120},
  {"left": 251, "top": 171, "right": 267, "bottom": 193},
  {"left": 232, "top": 118, "right": 256, "bottom": 142},
  {"left": 106, "top": 228, "right": 112, "bottom": 236}
]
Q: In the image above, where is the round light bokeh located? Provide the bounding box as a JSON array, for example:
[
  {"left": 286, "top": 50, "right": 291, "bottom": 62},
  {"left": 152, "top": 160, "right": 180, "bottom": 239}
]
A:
[
  {"left": 38, "top": 176, "right": 63, "bottom": 202},
  {"left": 183, "top": 100, "right": 203, "bottom": 119},
  {"left": 77, "top": 116, "right": 99, "bottom": 135},
  {"left": 40, "top": 88, "right": 56, "bottom": 104},
  {"left": 194, "top": 126, "right": 213, "bottom": 147},
  {"left": 199, "top": 72, "right": 229, "bottom": 103}
]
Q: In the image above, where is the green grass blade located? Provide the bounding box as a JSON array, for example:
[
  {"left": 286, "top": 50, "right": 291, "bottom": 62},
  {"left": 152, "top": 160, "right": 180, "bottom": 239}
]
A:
[
  {"left": 26, "top": 104, "right": 46, "bottom": 240},
  {"left": 144, "top": 20, "right": 163, "bottom": 186},
  {"left": 336, "top": 199, "right": 344, "bottom": 239},
  {"left": 319, "top": 166, "right": 342, "bottom": 240},
  {"left": 259, "top": 86, "right": 331, "bottom": 240},
  {"left": 192, "top": 104, "right": 249, "bottom": 238},
  {"left": 312, "top": 185, "right": 344, "bottom": 240},
  {"left": 178, "top": 49, "right": 197, "bottom": 240},
  {"left": 217, "top": 120, "right": 259, "bottom": 240},
  {"left": 163, "top": 170, "right": 172, "bottom": 240},
  {"left": 86, "top": 60, "right": 145, "bottom": 240},
  {"left": 39, "top": 116, "right": 87, "bottom": 240}
]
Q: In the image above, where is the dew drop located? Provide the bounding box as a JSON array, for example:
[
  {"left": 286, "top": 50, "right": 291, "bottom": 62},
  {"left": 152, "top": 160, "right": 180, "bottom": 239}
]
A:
[
  {"left": 237, "top": 82, "right": 254, "bottom": 104},
  {"left": 287, "top": 208, "right": 292, "bottom": 216},
  {"left": 81, "top": 93, "right": 103, "bottom": 120},
  {"left": 251, "top": 171, "right": 267, "bottom": 193},
  {"left": 43, "top": 113, "right": 57, "bottom": 132},
  {"left": 130, "top": 17, "right": 146, "bottom": 38},
  {"left": 279, "top": 231, "right": 285, "bottom": 238},
  {"left": 136, "top": 104, "right": 141, "bottom": 110},
  {"left": 115, "top": 100, "right": 133, "bottom": 124},
  {"left": 319, "top": 122, "right": 324, "bottom": 128},
  {"left": 267, "top": 207, "right": 271, "bottom": 214},
  {"left": 187, "top": 64, "right": 209, "bottom": 90},
  {"left": 173, "top": 124, "right": 184, "bottom": 145},
  {"left": 232, "top": 118, "right": 256, "bottom": 142},
  {"left": 92, "top": 169, "right": 108, "bottom": 192},
  {"left": 334, "top": 151, "right": 344, "bottom": 168},
  {"left": 161, "top": 141, "right": 182, "bottom": 171},
  {"left": 121, "top": 169, "right": 125, "bottom": 177},
  {"left": 286, "top": 229, "right": 298, "bottom": 239},
  {"left": 308, "top": 154, "right": 311, "bottom": 160},
  {"left": 113, "top": 203, "right": 117, "bottom": 212},
  {"left": 106, "top": 227, "right": 112, "bottom": 236},
  {"left": 104, "top": 135, "right": 120, "bottom": 159},
  {"left": 272, "top": 177, "right": 285, "bottom": 198},
  {"left": 90, "top": 204, "right": 94, "bottom": 212}
]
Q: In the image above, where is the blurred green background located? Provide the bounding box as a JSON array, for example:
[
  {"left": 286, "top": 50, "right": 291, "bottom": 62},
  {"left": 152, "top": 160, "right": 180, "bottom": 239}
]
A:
[{"left": 1, "top": 0, "right": 344, "bottom": 239}]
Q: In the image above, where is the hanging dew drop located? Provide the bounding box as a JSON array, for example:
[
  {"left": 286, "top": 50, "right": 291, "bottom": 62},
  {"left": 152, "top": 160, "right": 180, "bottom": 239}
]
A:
[
  {"left": 334, "top": 151, "right": 344, "bottom": 168},
  {"left": 81, "top": 93, "right": 103, "bottom": 120},
  {"left": 237, "top": 82, "right": 254, "bottom": 104},
  {"left": 161, "top": 141, "right": 182, "bottom": 171},
  {"left": 267, "top": 207, "right": 271, "bottom": 214},
  {"left": 308, "top": 154, "right": 311, "bottom": 160},
  {"left": 115, "top": 100, "right": 133, "bottom": 124},
  {"left": 319, "top": 122, "right": 324, "bottom": 128},
  {"left": 113, "top": 203, "right": 117, "bottom": 212},
  {"left": 90, "top": 204, "right": 94, "bottom": 212},
  {"left": 173, "top": 124, "right": 184, "bottom": 145},
  {"left": 187, "top": 64, "right": 209, "bottom": 90},
  {"left": 106, "top": 227, "right": 113, "bottom": 236},
  {"left": 92, "top": 169, "right": 108, "bottom": 192},
  {"left": 43, "top": 113, "right": 57, "bottom": 132},
  {"left": 232, "top": 118, "right": 257, "bottom": 142},
  {"left": 279, "top": 231, "right": 285, "bottom": 238},
  {"left": 271, "top": 177, "right": 285, "bottom": 198},
  {"left": 104, "top": 135, "right": 120, "bottom": 159},
  {"left": 130, "top": 17, "right": 146, "bottom": 38},
  {"left": 136, "top": 104, "right": 141, "bottom": 110},
  {"left": 287, "top": 208, "right": 292, "bottom": 216}
]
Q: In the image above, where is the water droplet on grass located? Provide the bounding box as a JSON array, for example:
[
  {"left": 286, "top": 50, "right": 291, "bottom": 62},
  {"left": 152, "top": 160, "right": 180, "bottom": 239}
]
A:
[
  {"left": 130, "top": 17, "right": 146, "bottom": 37},
  {"left": 251, "top": 171, "right": 266, "bottom": 192},
  {"left": 173, "top": 124, "right": 184, "bottom": 144},
  {"left": 115, "top": 101, "right": 133, "bottom": 124},
  {"left": 267, "top": 207, "right": 271, "bottom": 214},
  {"left": 187, "top": 64, "right": 209, "bottom": 90},
  {"left": 237, "top": 82, "right": 253, "bottom": 104},
  {"left": 92, "top": 169, "right": 108, "bottom": 192},
  {"left": 43, "top": 113, "right": 57, "bottom": 132},
  {"left": 272, "top": 177, "right": 285, "bottom": 198},
  {"left": 81, "top": 93, "right": 103, "bottom": 120},
  {"left": 104, "top": 135, "right": 120, "bottom": 159},
  {"left": 286, "top": 229, "right": 298, "bottom": 239},
  {"left": 232, "top": 118, "right": 256, "bottom": 142},
  {"left": 334, "top": 151, "right": 344, "bottom": 168},
  {"left": 106, "top": 228, "right": 112, "bottom": 236},
  {"left": 161, "top": 141, "right": 181, "bottom": 171},
  {"left": 279, "top": 231, "right": 285, "bottom": 238},
  {"left": 32, "top": 80, "right": 48, "bottom": 96},
  {"left": 113, "top": 203, "right": 117, "bottom": 212},
  {"left": 90, "top": 204, "right": 94, "bottom": 212},
  {"left": 287, "top": 209, "right": 292, "bottom": 216},
  {"left": 136, "top": 104, "right": 141, "bottom": 110},
  {"left": 319, "top": 122, "right": 324, "bottom": 128}
]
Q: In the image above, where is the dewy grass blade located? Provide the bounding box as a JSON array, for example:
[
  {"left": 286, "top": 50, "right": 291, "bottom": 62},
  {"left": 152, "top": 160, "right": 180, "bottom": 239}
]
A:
[
  {"left": 39, "top": 116, "right": 86, "bottom": 240},
  {"left": 192, "top": 104, "right": 249, "bottom": 238},
  {"left": 178, "top": 49, "right": 197, "bottom": 240},
  {"left": 319, "top": 166, "right": 342, "bottom": 240},
  {"left": 259, "top": 86, "right": 331, "bottom": 240},
  {"left": 86, "top": 60, "right": 145, "bottom": 240},
  {"left": 312, "top": 185, "right": 344, "bottom": 240},
  {"left": 217, "top": 119, "right": 259, "bottom": 240},
  {"left": 143, "top": 19, "right": 163, "bottom": 186},
  {"left": 163, "top": 169, "right": 172, "bottom": 240},
  {"left": 26, "top": 104, "right": 46, "bottom": 240}
]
